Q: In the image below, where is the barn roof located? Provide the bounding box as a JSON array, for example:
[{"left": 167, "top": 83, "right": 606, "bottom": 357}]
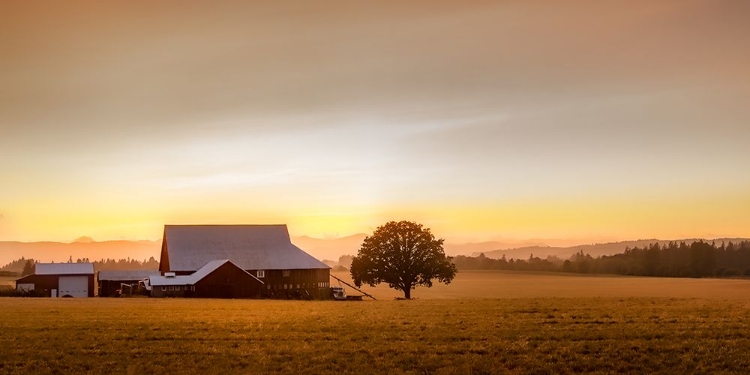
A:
[
  {"left": 149, "top": 259, "right": 262, "bottom": 286},
  {"left": 97, "top": 270, "right": 158, "bottom": 281},
  {"left": 36, "top": 263, "right": 94, "bottom": 275},
  {"left": 162, "top": 225, "right": 330, "bottom": 272},
  {"left": 149, "top": 274, "right": 192, "bottom": 286}
]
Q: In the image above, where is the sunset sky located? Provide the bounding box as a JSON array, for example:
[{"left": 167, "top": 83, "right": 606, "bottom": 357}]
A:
[{"left": 1, "top": 1, "right": 749, "bottom": 244}]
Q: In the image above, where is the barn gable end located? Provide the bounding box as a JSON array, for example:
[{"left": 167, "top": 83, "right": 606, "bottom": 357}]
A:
[{"left": 149, "top": 259, "right": 264, "bottom": 298}]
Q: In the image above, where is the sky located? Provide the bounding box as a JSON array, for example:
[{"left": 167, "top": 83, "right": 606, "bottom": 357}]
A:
[{"left": 1, "top": 0, "right": 749, "bottom": 244}]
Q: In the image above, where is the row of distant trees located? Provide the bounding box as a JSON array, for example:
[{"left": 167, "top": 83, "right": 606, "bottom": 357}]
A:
[
  {"left": 452, "top": 241, "right": 750, "bottom": 278},
  {"left": 0, "top": 256, "right": 160, "bottom": 277}
]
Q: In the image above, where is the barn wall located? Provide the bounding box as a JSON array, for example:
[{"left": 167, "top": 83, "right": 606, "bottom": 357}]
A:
[
  {"left": 151, "top": 285, "right": 188, "bottom": 297},
  {"left": 14, "top": 274, "right": 94, "bottom": 297},
  {"left": 15, "top": 275, "right": 58, "bottom": 296},
  {"left": 86, "top": 275, "right": 95, "bottom": 297},
  {"left": 158, "top": 236, "right": 170, "bottom": 274},
  {"left": 148, "top": 268, "right": 331, "bottom": 299},
  {"left": 193, "top": 262, "right": 263, "bottom": 299},
  {"left": 256, "top": 268, "right": 331, "bottom": 299}
]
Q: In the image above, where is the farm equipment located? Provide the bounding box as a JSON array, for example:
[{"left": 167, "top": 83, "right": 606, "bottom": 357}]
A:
[
  {"left": 330, "top": 274, "right": 375, "bottom": 301},
  {"left": 331, "top": 286, "right": 347, "bottom": 300}
]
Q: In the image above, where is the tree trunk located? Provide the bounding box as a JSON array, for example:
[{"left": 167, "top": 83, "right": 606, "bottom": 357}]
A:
[{"left": 404, "top": 287, "right": 411, "bottom": 299}]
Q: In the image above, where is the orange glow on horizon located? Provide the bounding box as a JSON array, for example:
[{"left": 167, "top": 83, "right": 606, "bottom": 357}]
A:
[{"left": 1, "top": 1, "right": 749, "bottom": 245}]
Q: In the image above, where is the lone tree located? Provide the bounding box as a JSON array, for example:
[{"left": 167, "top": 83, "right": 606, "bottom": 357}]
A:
[{"left": 350, "top": 221, "right": 457, "bottom": 299}]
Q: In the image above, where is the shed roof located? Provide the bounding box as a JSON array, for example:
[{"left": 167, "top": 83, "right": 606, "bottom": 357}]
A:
[
  {"left": 36, "top": 263, "right": 94, "bottom": 275},
  {"left": 97, "top": 270, "right": 158, "bottom": 281},
  {"left": 148, "top": 274, "right": 194, "bottom": 286},
  {"left": 162, "top": 225, "right": 330, "bottom": 272},
  {"left": 149, "top": 259, "right": 262, "bottom": 286}
]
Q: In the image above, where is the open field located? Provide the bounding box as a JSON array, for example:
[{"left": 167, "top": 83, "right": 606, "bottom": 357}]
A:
[
  {"left": 1, "top": 298, "right": 749, "bottom": 374},
  {"left": 1, "top": 271, "right": 750, "bottom": 374},
  {"left": 333, "top": 270, "right": 750, "bottom": 300},
  {"left": 0, "top": 276, "right": 16, "bottom": 288}
]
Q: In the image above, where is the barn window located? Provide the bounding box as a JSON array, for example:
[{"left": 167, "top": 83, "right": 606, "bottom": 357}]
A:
[
  {"left": 296, "top": 284, "right": 300, "bottom": 289},
  {"left": 282, "top": 270, "right": 290, "bottom": 277},
  {"left": 168, "top": 286, "right": 174, "bottom": 291},
  {"left": 267, "top": 285, "right": 271, "bottom": 290},
  {"left": 283, "top": 284, "right": 287, "bottom": 289},
  {"left": 257, "top": 270, "right": 265, "bottom": 278},
  {"left": 161, "top": 286, "right": 166, "bottom": 291}
]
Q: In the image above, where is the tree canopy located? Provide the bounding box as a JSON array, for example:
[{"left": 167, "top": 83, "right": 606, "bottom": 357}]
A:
[
  {"left": 21, "top": 260, "right": 35, "bottom": 276},
  {"left": 350, "top": 221, "right": 457, "bottom": 299}
]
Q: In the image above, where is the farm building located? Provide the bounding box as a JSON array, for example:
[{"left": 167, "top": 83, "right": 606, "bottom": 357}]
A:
[
  {"left": 15, "top": 263, "right": 95, "bottom": 297},
  {"left": 148, "top": 259, "right": 264, "bottom": 298},
  {"left": 158, "top": 225, "right": 331, "bottom": 298},
  {"left": 97, "top": 270, "right": 158, "bottom": 297}
]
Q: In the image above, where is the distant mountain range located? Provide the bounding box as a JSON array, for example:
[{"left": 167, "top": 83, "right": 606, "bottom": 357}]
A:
[
  {"left": 473, "top": 238, "right": 750, "bottom": 260},
  {"left": 2, "top": 236, "right": 748, "bottom": 268},
  {"left": 293, "top": 235, "right": 560, "bottom": 260}
]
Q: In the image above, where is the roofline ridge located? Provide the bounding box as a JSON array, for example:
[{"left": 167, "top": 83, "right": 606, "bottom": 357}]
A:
[{"left": 165, "top": 224, "right": 289, "bottom": 227}]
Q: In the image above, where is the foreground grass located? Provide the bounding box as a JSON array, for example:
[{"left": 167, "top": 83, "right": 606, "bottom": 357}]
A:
[{"left": 1, "top": 297, "right": 749, "bottom": 374}]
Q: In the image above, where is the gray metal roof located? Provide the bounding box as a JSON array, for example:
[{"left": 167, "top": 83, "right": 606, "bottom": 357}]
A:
[
  {"left": 163, "top": 225, "right": 330, "bottom": 272},
  {"left": 149, "top": 259, "right": 262, "bottom": 286},
  {"left": 36, "top": 263, "right": 94, "bottom": 275},
  {"left": 149, "top": 274, "right": 194, "bottom": 286},
  {"left": 97, "top": 270, "right": 158, "bottom": 281}
]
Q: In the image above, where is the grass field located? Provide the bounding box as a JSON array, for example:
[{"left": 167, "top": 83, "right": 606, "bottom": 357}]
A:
[
  {"left": 1, "top": 271, "right": 749, "bottom": 374},
  {"left": 0, "top": 276, "right": 16, "bottom": 288},
  {"left": 332, "top": 270, "right": 750, "bottom": 300}
]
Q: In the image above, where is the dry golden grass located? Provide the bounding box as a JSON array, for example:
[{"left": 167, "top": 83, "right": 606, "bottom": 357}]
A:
[
  {"left": 0, "top": 276, "right": 16, "bottom": 287},
  {"left": 333, "top": 270, "right": 750, "bottom": 300},
  {"left": 1, "top": 271, "right": 749, "bottom": 374}
]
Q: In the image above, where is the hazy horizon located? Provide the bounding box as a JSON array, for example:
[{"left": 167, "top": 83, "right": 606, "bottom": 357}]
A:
[{"left": 2, "top": 1, "right": 749, "bottom": 244}]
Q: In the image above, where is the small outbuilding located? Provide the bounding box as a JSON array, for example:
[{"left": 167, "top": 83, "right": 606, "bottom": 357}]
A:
[
  {"left": 148, "top": 259, "right": 264, "bottom": 298},
  {"left": 15, "top": 263, "right": 95, "bottom": 297},
  {"left": 97, "top": 270, "right": 159, "bottom": 297}
]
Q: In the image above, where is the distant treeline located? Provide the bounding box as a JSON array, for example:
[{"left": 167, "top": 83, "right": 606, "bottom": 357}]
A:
[
  {"left": 90, "top": 257, "right": 159, "bottom": 271},
  {"left": 0, "top": 257, "right": 34, "bottom": 277},
  {"left": 453, "top": 241, "right": 750, "bottom": 278},
  {"left": 0, "top": 256, "right": 160, "bottom": 276}
]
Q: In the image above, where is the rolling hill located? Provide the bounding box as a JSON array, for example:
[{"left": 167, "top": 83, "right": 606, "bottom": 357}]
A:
[{"left": 475, "top": 238, "right": 750, "bottom": 260}]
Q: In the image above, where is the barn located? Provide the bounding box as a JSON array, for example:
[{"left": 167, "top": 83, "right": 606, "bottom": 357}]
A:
[
  {"left": 149, "top": 259, "right": 264, "bottom": 298},
  {"left": 158, "top": 225, "right": 331, "bottom": 298},
  {"left": 15, "top": 263, "right": 95, "bottom": 297},
  {"left": 97, "top": 270, "right": 158, "bottom": 297}
]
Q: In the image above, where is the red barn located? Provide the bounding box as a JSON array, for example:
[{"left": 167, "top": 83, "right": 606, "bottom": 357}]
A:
[
  {"left": 158, "top": 225, "right": 331, "bottom": 299},
  {"left": 148, "top": 259, "right": 264, "bottom": 298},
  {"left": 15, "top": 263, "right": 95, "bottom": 297}
]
